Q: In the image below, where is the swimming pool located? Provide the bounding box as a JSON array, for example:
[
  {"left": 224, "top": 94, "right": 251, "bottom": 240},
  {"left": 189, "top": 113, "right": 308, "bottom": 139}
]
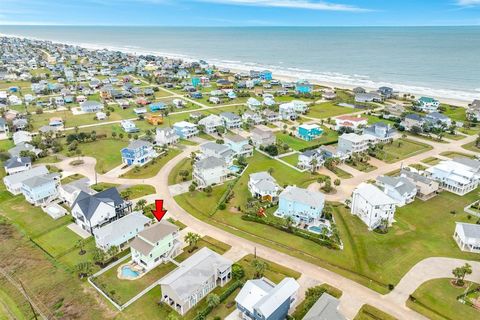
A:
[
  {"left": 228, "top": 165, "right": 241, "bottom": 173},
  {"left": 121, "top": 266, "right": 139, "bottom": 278},
  {"left": 308, "top": 225, "right": 326, "bottom": 234}
]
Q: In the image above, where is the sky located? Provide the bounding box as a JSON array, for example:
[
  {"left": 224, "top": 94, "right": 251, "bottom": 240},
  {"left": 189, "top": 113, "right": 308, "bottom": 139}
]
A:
[{"left": 0, "top": 0, "right": 480, "bottom": 26}]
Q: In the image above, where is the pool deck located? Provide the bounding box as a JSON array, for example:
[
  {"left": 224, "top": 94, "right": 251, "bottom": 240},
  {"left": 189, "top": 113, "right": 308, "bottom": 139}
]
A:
[{"left": 67, "top": 223, "right": 91, "bottom": 239}]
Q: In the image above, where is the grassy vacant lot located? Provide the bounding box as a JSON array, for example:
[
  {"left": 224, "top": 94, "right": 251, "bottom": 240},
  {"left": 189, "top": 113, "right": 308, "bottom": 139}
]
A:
[
  {"left": 61, "top": 173, "right": 86, "bottom": 184},
  {"left": 67, "top": 138, "right": 129, "bottom": 174},
  {"left": 378, "top": 139, "right": 432, "bottom": 163},
  {"left": 345, "top": 161, "right": 377, "bottom": 173},
  {"left": 462, "top": 141, "right": 480, "bottom": 153},
  {"left": 440, "top": 151, "right": 475, "bottom": 159},
  {"left": 307, "top": 102, "right": 357, "bottom": 119},
  {"left": 121, "top": 148, "right": 182, "bottom": 179},
  {"left": 354, "top": 304, "right": 397, "bottom": 320},
  {"left": 177, "top": 157, "right": 480, "bottom": 293},
  {"left": 279, "top": 153, "right": 300, "bottom": 167},
  {"left": 168, "top": 158, "right": 193, "bottom": 185},
  {"left": 421, "top": 156, "right": 441, "bottom": 165},
  {"left": 328, "top": 166, "right": 353, "bottom": 179},
  {"left": 121, "top": 184, "right": 156, "bottom": 199},
  {"left": 275, "top": 127, "right": 338, "bottom": 151},
  {"left": 407, "top": 278, "right": 479, "bottom": 320},
  {"left": 34, "top": 226, "right": 82, "bottom": 258},
  {"left": 92, "top": 182, "right": 119, "bottom": 192}
]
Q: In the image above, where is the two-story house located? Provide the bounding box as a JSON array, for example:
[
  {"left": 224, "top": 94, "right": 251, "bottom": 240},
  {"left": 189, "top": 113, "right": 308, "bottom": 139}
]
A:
[
  {"left": 130, "top": 220, "right": 181, "bottom": 270},
  {"left": 220, "top": 112, "right": 242, "bottom": 129},
  {"left": 224, "top": 134, "right": 253, "bottom": 158},
  {"left": 173, "top": 121, "right": 199, "bottom": 139},
  {"left": 156, "top": 127, "right": 180, "bottom": 146},
  {"left": 3, "top": 165, "right": 49, "bottom": 195},
  {"left": 251, "top": 128, "right": 276, "bottom": 148},
  {"left": 275, "top": 186, "right": 325, "bottom": 224},
  {"left": 121, "top": 140, "right": 157, "bottom": 166},
  {"left": 426, "top": 158, "right": 480, "bottom": 195},
  {"left": 193, "top": 156, "right": 229, "bottom": 187},
  {"left": 198, "top": 114, "right": 224, "bottom": 134},
  {"left": 376, "top": 175, "right": 417, "bottom": 207},
  {"left": 3, "top": 157, "right": 31, "bottom": 175},
  {"left": 248, "top": 172, "right": 282, "bottom": 203},
  {"left": 298, "top": 124, "right": 323, "bottom": 141},
  {"left": 21, "top": 173, "right": 60, "bottom": 206},
  {"left": 362, "top": 122, "right": 397, "bottom": 143}
]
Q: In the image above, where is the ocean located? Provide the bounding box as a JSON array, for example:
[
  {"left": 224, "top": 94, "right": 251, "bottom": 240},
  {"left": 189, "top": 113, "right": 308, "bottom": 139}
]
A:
[{"left": 1, "top": 26, "right": 479, "bottom": 102}]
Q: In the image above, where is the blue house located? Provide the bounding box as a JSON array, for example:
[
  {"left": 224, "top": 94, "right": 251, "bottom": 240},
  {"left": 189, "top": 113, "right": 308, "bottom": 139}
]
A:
[
  {"left": 275, "top": 186, "right": 325, "bottom": 223},
  {"left": 260, "top": 70, "right": 273, "bottom": 81},
  {"left": 295, "top": 80, "right": 312, "bottom": 94},
  {"left": 192, "top": 77, "right": 201, "bottom": 88},
  {"left": 21, "top": 173, "right": 60, "bottom": 206},
  {"left": 121, "top": 140, "right": 156, "bottom": 166},
  {"left": 235, "top": 277, "right": 299, "bottom": 320},
  {"left": 190, "top": 92, "right": 203, "bottom": 99},
  {"left": 149, "top": 102, "right": 167, "bottom": 112},
  {"left": 298, "top": 124, "right": 323, "bottom": 141},
  {"left": 121, "top": 120, "right": 139, "bottom": 133}
]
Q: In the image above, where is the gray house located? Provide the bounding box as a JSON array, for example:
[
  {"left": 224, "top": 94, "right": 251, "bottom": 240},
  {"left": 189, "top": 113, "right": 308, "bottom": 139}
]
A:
[{"left": 302, "top": 293, "right": 346, "bottom": 320}]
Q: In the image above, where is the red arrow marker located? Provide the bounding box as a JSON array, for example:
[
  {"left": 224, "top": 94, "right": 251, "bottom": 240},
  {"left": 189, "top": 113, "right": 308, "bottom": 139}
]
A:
[{"left": 152, "top": 199, "right": 168, "bottom": 222}]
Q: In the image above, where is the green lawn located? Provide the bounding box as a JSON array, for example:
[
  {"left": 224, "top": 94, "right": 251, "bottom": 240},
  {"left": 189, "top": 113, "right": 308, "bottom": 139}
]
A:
[
  {"left": 307, "top": 102, "right": 357, "bottom": 119},
  {"left": 377, "top": 139, "right": 433, "bottom": 163},
  {"left": 275, "top": 127, "right": 338, "bottom": 151},
  {"left": 236, "top": 254, "right": 301, "bottom": 283},
  {"left": 328, "top": 166, "right": 353, "bottom": 179},
  {"left": 444, "top": 133, "right": 466, "bottom": 140},
  {"left": 61, "top": 173, "right": 86, "bottom": 184},
  {"left": 279, "top": 153, "right": 299, "bottom": 167},
  {"left": 407, "top": 278, "right": 479, "bottom": 320},
  {"left": 354, "top": 304, "right": 397, "bottom": 320},
  {"left": 439, "top": 151, "right": 475, "bottom": 159},
  {"left": 121, "top": 148, "right": 182, "bottom": 179},
  {"left": 121, "top": 184, "right": 156, "bottom": 199},
  {"left": 92, "top": 182, "right": 120, "bottom": 192},
  {"left": 34, "top": 226, "right": 82, "bottom": 258},
  {"left": 345, "top": 161, "right": 377, "bottom": 173},
  {"left": 462, "top": 141, "right": 480, "bottom": 153},
  {"left": 168, "top": 158, "right": 193, "bottom": 185},
  {"left": 421, "top": 157, "right": 441, "bottom": 165}
]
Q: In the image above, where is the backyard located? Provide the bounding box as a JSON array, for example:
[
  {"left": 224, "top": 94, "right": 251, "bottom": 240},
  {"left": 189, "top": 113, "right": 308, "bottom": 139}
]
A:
[
  {"left": 375, "top": 139, "right": 432, "bottom": 163},
  {"left": 407, "top": 278, "right": 480, "bottom": 320}
]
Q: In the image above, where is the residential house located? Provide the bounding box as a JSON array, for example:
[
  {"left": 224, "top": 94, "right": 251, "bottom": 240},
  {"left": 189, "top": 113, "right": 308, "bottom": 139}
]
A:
[
  {"left": 251, "top": 128, "right": 276, "bottom": 148},
  {"left": 58, "top": 178, "right": 95, "bottom": 207},
  {"left": 323, "top": 91, "right": 336, "bottom": 100},
  {"left": 337, "top": 133, "right": 376, "bottom": 155},
  {"left": 376, "top": 175, "right": 417, "bottom": 207},
  {"left": 173, "top": 121, "right": 199, "bottom": 139},
  {"left": 160, "top": 247, "right": 232, "bottom": 315},
  {"left": 400, "top": 168, "right": 439, "bottom": 200},
  {"left": 248, "top": 172, "right": 282, "bottom": 202},
  {"left": 200, "top": 142, "right": 235, "bottom": 165},
  {"left": 224, "top": 134, "right": 253, "bottom": 158},
  {"left": 335, "top": 115, "right": 368, "bottom": 132},
  {"left": 279, "top": 103, "right": 297, "bottom": 120},
  {"left": 417, "top": 97, "right": 439, "bottom": 113},
  {"left": 71, "top": 188, "right": 131, "bottom": 234},
  {"left": 362, "top": 122, "right": 397, "bottom": 142},
  {"left": 156, "top": 127, "right": 180, "bottom": 146},
  {"left": 130, "top": 220, "right": 181, "bottom": 270},
  {"left": 12, "top": 118, "right": 28, "bottom": 132},
  {"left": 21, "top": 172, "right": 60, "bottom": 206},
  {"left": 242, "top": 111, "right": 263, "bottom": 125},
  {"left": 0, "top": 118, "right": 8, "bottom": 134},
  {"left": 275, "top": 186, "right": 325, "bottom": 223},
  {"left": 302, "top": 293, "right": 346, "bottom": 320},
  {"left": 355, "top": 92, "right": 382, "bottom": 103},
  {"left": 298, "top": 149, "right": 324, "bottom": 170},
  {"left": 121, "top": 140, "right": 157, "bottom": 166},
  {"left": 49, "top": 117, "right": 63, "bottom": 127},
  {"left": 467, "top": 99, "right": 480, "bottom": 121},
  {"left": 220, "top": 112, "right": 242, "bottom": 129},
  {"left": 3, "top": 165, "right": 49, "bottom": 195},
  {"left": 4, "top": 157, "right": 31, "bottom": 175},
  {"left": 247, "top": 97, "right": 262, "bottom": 110},
  {"left": 425, "top": 112, "right": 452, "bottom": 128},
  {"left": 351, "top": 183, "right": 397, "bottom": 230},
  {"left": 235, "top": 277, "right": 299, "bottom": 320},
  {"left": 80, "top": 100, "right": 104, "bottom": 113},
  {"left": 263, "top": 110, "right": 281, "bottom": 123},
  {"left": 94, "top": 212, "right": 151, "bottom": 251},
  {"left": 96, "top": 112, "right": 107, "bottom": 120},
  {"left": 426, "top": 158, "right": 480, "bottom": 195},
  {"left": 193, "top": 156, "right": 229, "bottom": 187},
  {"left": 198, "top": 114, "right": 223, "bottom": 134},
  {"left": 295, "top": 80, "right": 313, "bottom": 94},
  {"left": 385, "top": 104, "right": 405, "bottom": 118},
  {"left": 121, "top": 120, "right": 139, "bottom": 133},
  {"left": 454, "top": 222, "right": 480, "bottom": 254},
  {"left": 378, "top": 86, "right": 394, "bottom": 98},
  {"left": 402, "top": 113, "right": 425, "bottom": 131},
  {"left": 8, "top": 142, "right": 42, "bottom": 158},
  {"left": 298, "top": 124, "right": 323, "bottom": 141}
]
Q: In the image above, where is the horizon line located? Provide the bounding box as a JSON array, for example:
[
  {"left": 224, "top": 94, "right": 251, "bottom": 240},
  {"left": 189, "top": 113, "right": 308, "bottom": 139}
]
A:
[{"left": 1, "top": 24, "right": 480, "bottom": 28}]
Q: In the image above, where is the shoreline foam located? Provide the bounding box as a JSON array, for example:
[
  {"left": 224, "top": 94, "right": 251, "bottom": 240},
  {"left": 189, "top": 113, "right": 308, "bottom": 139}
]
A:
[{"left": 1, "top": 32, "right": 476, "bottom": 106}]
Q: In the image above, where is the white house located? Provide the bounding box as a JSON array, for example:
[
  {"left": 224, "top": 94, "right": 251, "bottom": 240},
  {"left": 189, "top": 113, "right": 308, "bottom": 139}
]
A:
[
  {"left": 12, "top": 131, "right": 32, "bottom": 145},
  {"left": 337, "top": 133, "right": 377, "bottom": 155},
  {"left": 454, "top": 222, "right": 480, "bottom": 254},
  {"left": 173, "top": 121, "right": 199, "bottom": 139},
  {"left": 335, "top": 115, "right": 368, "bottom": 131},
  {"left": 193, "top": 156, "right": 229, "bottom": 187},
  {"left": 247, "top": 97, "right": 262, "bottom": 110},
  {"left": 198, "top": 114, "right": 224, "bottom": 134},
  {"left": 156, "top": 127, "right": 180, "bottom": 146},
  {"left": 248, "top": 172, "right": 282, "bottom": 202},
  {"left": 242, "top": 111, "right": 263, "bottom": 125},
  {"left": 351, "top": 183, "right": 397, "bottom": 230},
  {"left": 251, "top": 128, "right": 276, "bottom": 148},
  {"left": 417, "top": 97, "right": 440, "bottom": 113},
  {"left": 376, "top": 175, "right": 417, "bottom": 207},
  {"left": 3, "top": 157, "right": 31, "bottom": 175},
  {"left": 200, "top": 142, "right": 235, "bottom": 165},
  {"left": 224, "top": 134, "right": 253, "bottom": 158},
  {"left": 426, "top": 158, "right": 480, "bottom": 196},
  {"left": 94, "top": 211, "right": 151, "bottom": 251},
  {"left": 220, "top": 112, "right": 242, "bottom": 129},
  {"left": 3, "top": 165, "right": 49, "bottom": 195}
]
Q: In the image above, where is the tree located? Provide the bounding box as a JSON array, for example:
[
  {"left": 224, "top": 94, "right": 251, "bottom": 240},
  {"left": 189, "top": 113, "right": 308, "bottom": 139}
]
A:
[
  {"left": 166, "top": 313, "right": 179, "bottom": 320},
  {"left": 251, "top": 259, "right": 267, "bottom": 278},
  {"left": 76, "top": 239, "right": 87, "bottom": 255},
  {"left": 231, "top": 264, "right": 245, "bottom": 280},
  {"left": 206, "top": 293, "right": 220, "bottom": 308},
  {"left": 179, "top": 170, "right": 189, "bottom": 181},
  {"left": 188, "top": 183, "right": 196, "bottom": 193},
  {"left": 92, "top": 248, "right": 107, "bottom": 265},
  {"left": 310, "top": 158, "right": 318, "bottom": 173},
  {"left": 111, "top": 131, "right": 117, "bottom": 139},
  {"left": 107, "top": 246, "right": 119, "bottom": 258},
  {"left": 204, "top": 185, "right": 213, "bottom": 196},
  {"left": 184, "top": 232, "right": 200, "bottom": 250},
  {"left": 285, "top": 215, "right": 295, "bottom": 232},
  {"left": 334, "top": 178, "right": 341, "bottom": 186},
  {"left": 135, "top": 199, "right": 147, "bottom": 211},
  {"left": 452, "top": 263, "right": 472, "bottom": 286},
  {"left": 264, "top": 144, "right": 278, "bottom": 157},
  {"left": 75, "top": 262, "right": 93, "bottom": 278}
]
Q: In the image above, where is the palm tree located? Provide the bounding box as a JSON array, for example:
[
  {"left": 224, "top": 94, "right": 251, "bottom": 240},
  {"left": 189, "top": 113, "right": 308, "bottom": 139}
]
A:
[
  {"left": 285, "top": 216, "right": 295, "bottom": 231},
  {"left": 206, "top": 293, "right": 220, "bottom": 308},
  {"left": 184, "top": 232, "right": 201, "bottom": 251},
  {"left": 251, "top": 259, "right": 268, "bottom": 278}
]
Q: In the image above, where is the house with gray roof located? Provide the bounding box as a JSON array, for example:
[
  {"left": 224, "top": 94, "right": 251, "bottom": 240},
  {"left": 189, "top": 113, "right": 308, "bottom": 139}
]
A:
[
  {"left": 220, "top": 112, "right": 242, "bottom": 129},
  {"left": 8, "top": 142, "right": 42, "bottom": 158},
  {"left": 193, "top": 156, "right": 229, "bottom": 187},
  {"left": 425, "top": 112, "right": 452, "bottom": 128},
  {"left": 4, "top": 156, "right": 31, "bottom": 175},
  {"left": 12, "top": 131, "right": 32, "bottom": 145},
  {"left": 130, "top": 220, "right": 180, "bottom": 270},
  {"left": 80, "top": 100, "right": 103, "bottom": 113},
  {"left": 376, "top": 175, "right": 417, "bottom": 207},
  {"left": 3, "top": 165, "right": 49, "bottom": 195},
  {"left": 402, "top": 113, "right": 425, "bottom": 131},
  {"left": 454, "top": 222, "right": 480, "bottom": 254},
  {"left": 400, "top": 168, "right": 439, "bottom": 200},
  {"left": 71, "top": 187, "right": 131, "bottom": 234},
  {"left": 200, "top": 142, "right": 235, "bottom": 165},
  {"left": 160, "top": 247, "right": 232, "bottom": 315},
  {"left": 21, "top": 172, "right": 60, "bottom": 206},
  {"left": 94, "top": 211, "right": 151, "bottom": 252},
  {"left": 302, "top": 293, "right": 346, "bottom": 320},
  {"left": 155, "top": 127, "right": 179, "bottom": 146},
  {"left": 362, "top": 122, "right": 397, "bottom": 142},
  {"left": 235, "top": 277, "right": 299, "bottom": 320},
  {"left": 251, "top": 128, "right": 276, "bottom": 148},
  {"left": 58, "top": 178, "right": 95, "bottom": 207},
  {"left": 275, "top": 186, "right": 325, "bottom": 223},
  {"left": 248, "top": 172, "right": 282, "bottom": 203}
]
